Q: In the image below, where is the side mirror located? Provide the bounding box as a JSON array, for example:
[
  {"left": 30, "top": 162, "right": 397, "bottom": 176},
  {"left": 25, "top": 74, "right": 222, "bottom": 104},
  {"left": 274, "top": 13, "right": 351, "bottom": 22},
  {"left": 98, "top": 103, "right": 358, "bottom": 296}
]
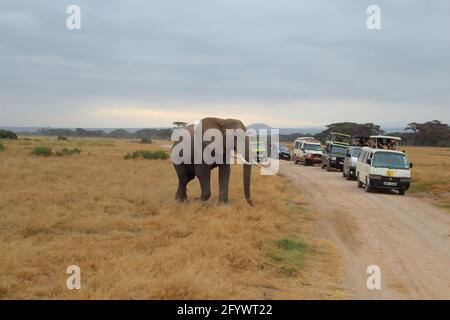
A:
[
  {"left": 366, "top": 158, "right": 371, "bottom": 164},
  {"left": 410, "top": 163, "right": 413, "bottom": 168}
]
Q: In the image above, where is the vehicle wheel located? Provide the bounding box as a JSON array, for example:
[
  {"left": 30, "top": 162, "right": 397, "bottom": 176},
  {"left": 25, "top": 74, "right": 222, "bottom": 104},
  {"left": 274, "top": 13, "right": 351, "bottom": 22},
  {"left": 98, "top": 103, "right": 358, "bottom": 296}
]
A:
[
  {"left": 346, "top": 171, "right": 352, "bottom": 180},
  {"left": 321, "top": 161, "right": 325, "bottom": 169},
  {"left": 342, "top": 168, "right": 347, "bottom": 178},
  {"left": 399, "top": 189, "right": 406, "bottom": 196},
  {"left": 326, "top": 161, "right": 332, "bottom": 172},
  {"left": 365, "top": 177, "right": 371, "bottom": 192},
  {"left": 303, "top": 159, "right": 308, "bottom": 166},
  {"left": 357, "top": 174, "right": 363, "bottom": 188}
]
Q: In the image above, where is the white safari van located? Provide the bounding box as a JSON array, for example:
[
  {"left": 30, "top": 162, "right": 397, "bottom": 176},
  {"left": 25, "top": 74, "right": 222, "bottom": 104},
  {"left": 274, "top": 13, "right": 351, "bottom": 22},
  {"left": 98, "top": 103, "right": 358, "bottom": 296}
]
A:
[
  {"left": 292, "top": 138, "right": 323, "bottom": 166},
  {"left": 355, "top": 147, "right": 412, "bottom": 195}
]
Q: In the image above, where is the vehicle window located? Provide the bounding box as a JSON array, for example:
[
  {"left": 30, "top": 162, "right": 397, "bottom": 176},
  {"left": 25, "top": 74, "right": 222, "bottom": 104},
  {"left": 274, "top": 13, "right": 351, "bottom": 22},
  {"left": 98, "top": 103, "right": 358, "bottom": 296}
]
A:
[
  {"left": 294, "top": 141, "right": 300, "bottom": 149},
  {"left": 362, "top": 151, "right": 368, "bottom": 162},
  {"left": 358, "top": 151, "right": 366, "bottom": 161},
  {"left": 303, "top": 143, "right": 322, "bottom": 151},
  {"left": 372, "top": 152, "right": 409, "bottom": 170},
  {"left": 351, "top": 148, "right": 362, "bottom": 157},
  {"left": 331, "top": 145, "right": 347, "bottom": 155},
  {"left": 279, "top": 145, "right": 289, "bottom": 152}
]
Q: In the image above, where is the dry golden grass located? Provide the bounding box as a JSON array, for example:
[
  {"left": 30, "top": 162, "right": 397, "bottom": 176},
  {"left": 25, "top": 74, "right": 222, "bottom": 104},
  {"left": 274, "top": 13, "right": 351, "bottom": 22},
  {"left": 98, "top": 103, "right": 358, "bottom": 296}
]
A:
[
  {"left": 0, "top": 137, "right": 343, "bottom": 299},
  {"left": 405, "top": 147, "right": 450, "bottom": 208}
]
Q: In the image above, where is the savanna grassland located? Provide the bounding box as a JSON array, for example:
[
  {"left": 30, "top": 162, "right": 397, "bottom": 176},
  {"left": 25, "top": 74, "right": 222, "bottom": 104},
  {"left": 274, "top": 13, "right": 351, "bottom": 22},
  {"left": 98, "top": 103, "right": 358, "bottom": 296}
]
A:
[
  {"left": 0, "top": 137, "right": 343, "bottom": 299},
  {"left": 405, "top": 147, "right": 450, "bottom": 209}
]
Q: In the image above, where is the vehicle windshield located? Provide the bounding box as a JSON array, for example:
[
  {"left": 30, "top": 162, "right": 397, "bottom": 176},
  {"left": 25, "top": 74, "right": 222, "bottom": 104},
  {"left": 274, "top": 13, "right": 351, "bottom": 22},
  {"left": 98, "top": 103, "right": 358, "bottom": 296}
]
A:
[
  {"left": 279, "top": 145, "right": 289, "bottom": 152},
  {"left": 372, "top": 152, "right": 409, "bottom": 170},
  {"left": 304, "top": 143, "right": 321, "bottom": 151},
  {"left": 331, "top": 145, "right": 347, "bottom": 155},
  {"left": 351, "top": 148, "right": 362, "bottom": 157}
]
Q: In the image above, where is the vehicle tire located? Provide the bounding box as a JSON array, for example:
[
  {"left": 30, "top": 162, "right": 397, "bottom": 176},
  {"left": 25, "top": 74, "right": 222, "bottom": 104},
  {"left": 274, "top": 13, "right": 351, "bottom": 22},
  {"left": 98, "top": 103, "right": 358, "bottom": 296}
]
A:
[
  {"left": 326, "top": 161, "right": 332, "bottom": 172},
  {"left": 357, "top": 174, "right": 363, "bottom": 188},
  {"left": 346, "top": 171, "right": 352, "bottom": 180},
  {"left": 321, "top": 161, "right": 325, "bottom": 169},
  {"left": 342, "top": 168, "right": 347, "bottom": 178},
  {"left": 303, "top": 159, "right": 308, "bottom": 166},
  {"left": 399, "top": 189, "right": 406, "bottom": 196},
  {"left": 365, "top": 177, "right": 371, "bottom": 192}
]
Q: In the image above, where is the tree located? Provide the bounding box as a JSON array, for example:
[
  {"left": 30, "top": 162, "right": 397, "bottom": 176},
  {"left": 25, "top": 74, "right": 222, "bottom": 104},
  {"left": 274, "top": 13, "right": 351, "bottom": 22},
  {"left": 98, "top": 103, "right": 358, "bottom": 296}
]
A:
[
  {"left": 0, "top": 129, "right": 18, "bottom": 139},
  {"left": 407, "top": 120, "right": 450, "bottom": 146}
]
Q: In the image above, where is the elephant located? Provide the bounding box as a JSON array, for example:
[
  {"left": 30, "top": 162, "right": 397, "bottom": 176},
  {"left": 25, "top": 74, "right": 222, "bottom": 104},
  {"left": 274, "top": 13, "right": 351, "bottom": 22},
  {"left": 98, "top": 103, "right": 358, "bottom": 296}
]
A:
[{"left": 172, "top": 117, "right": 252, "bottom": 204}]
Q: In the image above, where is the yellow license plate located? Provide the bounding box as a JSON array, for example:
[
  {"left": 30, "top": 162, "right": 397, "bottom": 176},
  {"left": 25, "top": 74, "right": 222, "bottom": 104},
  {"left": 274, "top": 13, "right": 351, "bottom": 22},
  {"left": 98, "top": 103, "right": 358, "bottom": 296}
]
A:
[{"left": 387, "top": 170, "right": 395, "bottom": 177}]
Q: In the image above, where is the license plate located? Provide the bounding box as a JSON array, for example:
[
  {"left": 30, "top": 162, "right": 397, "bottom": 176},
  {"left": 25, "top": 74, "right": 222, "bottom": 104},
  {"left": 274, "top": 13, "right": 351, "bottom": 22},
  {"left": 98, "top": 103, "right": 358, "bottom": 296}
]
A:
[{"left": 384, "top": 182, "right": 397, "bottom": 186}]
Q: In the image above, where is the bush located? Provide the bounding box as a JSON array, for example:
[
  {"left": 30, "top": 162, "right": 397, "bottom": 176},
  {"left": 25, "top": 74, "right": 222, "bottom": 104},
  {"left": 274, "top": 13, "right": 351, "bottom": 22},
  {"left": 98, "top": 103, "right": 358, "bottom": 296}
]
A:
[
  {"left": 57, "top": 136, "right": 69, "bottom": 141},
  {"left": 0, "top": 143, "right": 4, "bottom": 152},
  {"left": 31, "top": 146, "right": 53, "bottom": 157},
  {"left": 124, "top": 150, "right": 169, "bottom": 160},
  {"left": 0, "top": 129, "right": 18, "bottom": 139},
  {"left": 140, "top": 137, "right": 152, "bottom": 144},
  {"left": 55, "top": 148, "right": 81, "bottom": 156}
]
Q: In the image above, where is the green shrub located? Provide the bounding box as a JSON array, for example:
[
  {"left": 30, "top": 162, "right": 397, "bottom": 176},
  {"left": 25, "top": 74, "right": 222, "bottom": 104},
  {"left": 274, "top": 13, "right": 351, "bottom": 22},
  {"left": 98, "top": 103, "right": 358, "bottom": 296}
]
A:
[
  {"left": 270, "top": 237, "right": 312, "bottom": 275},
  {"left": 0, "top": 143, "right": 4, "bottom": 152},
  {"left": 0, "top": 129, "right": 18, "bottom": 139},
  {"left": 31, "top": 146, "right": 53, "bottom": 157},
  {"left": 55, "top": 148, "right": 81, "bottom": 156},
  {"left": 124, "top": 150, "right": 169, "bottom": 160},
  {"left": 57, "top": 136, "right": 69, "bottom": 141},
  {"left": 140, "top": 137, "right": 152, "bottom": 144}
]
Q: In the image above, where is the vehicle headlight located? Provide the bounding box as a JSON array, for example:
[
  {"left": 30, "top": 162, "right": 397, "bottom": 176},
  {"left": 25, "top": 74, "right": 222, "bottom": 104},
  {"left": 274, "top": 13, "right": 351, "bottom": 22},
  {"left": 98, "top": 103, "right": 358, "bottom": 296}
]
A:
[
  {"left": 331, "top": 156, "right": 336, "bottom": 161},
  {"left": 369, "top": 175, "right": 382, "bottom": 180}
]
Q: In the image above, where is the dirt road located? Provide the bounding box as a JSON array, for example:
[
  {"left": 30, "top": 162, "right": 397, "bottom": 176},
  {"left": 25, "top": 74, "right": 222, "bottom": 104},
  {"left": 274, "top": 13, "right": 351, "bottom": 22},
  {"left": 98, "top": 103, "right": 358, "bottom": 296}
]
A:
[{"left": 279, "top": 161, "right": 450, "bottom": 299}]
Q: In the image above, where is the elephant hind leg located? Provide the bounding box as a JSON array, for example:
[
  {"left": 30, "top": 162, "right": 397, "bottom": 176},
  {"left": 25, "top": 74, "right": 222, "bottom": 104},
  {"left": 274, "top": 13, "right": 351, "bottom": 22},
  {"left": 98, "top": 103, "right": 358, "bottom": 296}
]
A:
[{"left": 218, "top": 164, "right": 230, "bottom": 203}]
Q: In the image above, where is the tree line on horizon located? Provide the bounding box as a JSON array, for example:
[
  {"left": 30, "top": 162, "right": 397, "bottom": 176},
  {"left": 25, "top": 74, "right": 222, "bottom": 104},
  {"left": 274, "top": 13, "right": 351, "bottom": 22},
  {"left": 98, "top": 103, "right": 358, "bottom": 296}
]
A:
[
  {"left": 282, "top": 120, "right": 450, "bottom": 147},
  {"left": 2, "top": 120, "right": 449, "bottom": 147}
]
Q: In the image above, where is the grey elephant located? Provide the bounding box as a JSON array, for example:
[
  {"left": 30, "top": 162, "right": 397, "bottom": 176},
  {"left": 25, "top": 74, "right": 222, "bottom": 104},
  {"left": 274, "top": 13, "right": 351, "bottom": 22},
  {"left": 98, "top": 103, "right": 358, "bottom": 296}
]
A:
[{"left": 172, "top": 117, "right": 252, "bottom": 204}]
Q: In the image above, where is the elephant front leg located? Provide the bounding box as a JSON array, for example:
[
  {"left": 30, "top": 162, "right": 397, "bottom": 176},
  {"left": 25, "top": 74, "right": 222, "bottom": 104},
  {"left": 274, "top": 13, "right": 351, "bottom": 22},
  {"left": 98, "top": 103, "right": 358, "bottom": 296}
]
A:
[
  {"left": 174, "top": 164, "right": 191, "bottom": 201},
  {"left": 218, "top": 164, "right": 230, "bottom": 203},
  {"left": 196, "top": 165, "right": 211, "bottom": 201},
  {"left": 176, "top": 181, "right": 188, "bottom": 201}
]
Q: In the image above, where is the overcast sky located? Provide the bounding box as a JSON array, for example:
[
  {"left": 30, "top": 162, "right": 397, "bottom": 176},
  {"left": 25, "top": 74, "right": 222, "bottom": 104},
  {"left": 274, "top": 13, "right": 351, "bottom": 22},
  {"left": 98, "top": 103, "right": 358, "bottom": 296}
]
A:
[{"left": 1, "top": 0, "right": 449, "bottom": 128}]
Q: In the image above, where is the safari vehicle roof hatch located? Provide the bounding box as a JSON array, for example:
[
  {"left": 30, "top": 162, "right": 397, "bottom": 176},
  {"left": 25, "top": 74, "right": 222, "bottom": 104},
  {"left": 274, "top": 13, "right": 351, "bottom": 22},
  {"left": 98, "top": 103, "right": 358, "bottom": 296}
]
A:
[
  {"left": 369, "top": 135, "right": 402, "bottom": 150},
  {"left": 351, "top": 136, "right": 369, "bottom": 146},
  {"left": 327, "top": 132, "right": 350, "bottom": 146},
  {"left": 295, "top": 136, "right": 318, "bottom": 141}
]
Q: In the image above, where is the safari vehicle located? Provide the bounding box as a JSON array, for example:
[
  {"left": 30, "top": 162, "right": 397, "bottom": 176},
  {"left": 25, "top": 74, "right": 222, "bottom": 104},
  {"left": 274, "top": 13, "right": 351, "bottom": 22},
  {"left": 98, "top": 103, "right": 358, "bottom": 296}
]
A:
[
  {"left": 273, "top": 143, "right": 291, "bottom": 160},
  {"left": 292, "top": 138, "right": 322, "bottom": 166},
  {"left": 369, "top": 135, "right": 401, "bottom": 150},
  {"left": 342, "top": 146, "right": 362, "bottom": 180},
  {"left": 356, "top": 147, "right": 412, "bottom": 195},
  {"left": 321, "top": 133, "right": 350, "bottom": 171},
  {"left": 250, "top": 138, "right": 267, "bottom": 163}
]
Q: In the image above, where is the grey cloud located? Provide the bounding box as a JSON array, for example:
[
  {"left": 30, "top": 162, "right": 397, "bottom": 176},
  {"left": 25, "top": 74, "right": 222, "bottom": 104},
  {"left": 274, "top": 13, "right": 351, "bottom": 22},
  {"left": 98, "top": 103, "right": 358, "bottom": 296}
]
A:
[{"left": 0, "top": 0, "right": 449, "bottom": 127}]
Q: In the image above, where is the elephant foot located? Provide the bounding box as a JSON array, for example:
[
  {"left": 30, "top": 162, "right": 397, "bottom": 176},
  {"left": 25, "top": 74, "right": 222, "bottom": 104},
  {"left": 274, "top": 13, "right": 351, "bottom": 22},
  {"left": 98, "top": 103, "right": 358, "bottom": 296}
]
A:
[{"left": 175, "top": 194, "right": 188, "bottom": 202}]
